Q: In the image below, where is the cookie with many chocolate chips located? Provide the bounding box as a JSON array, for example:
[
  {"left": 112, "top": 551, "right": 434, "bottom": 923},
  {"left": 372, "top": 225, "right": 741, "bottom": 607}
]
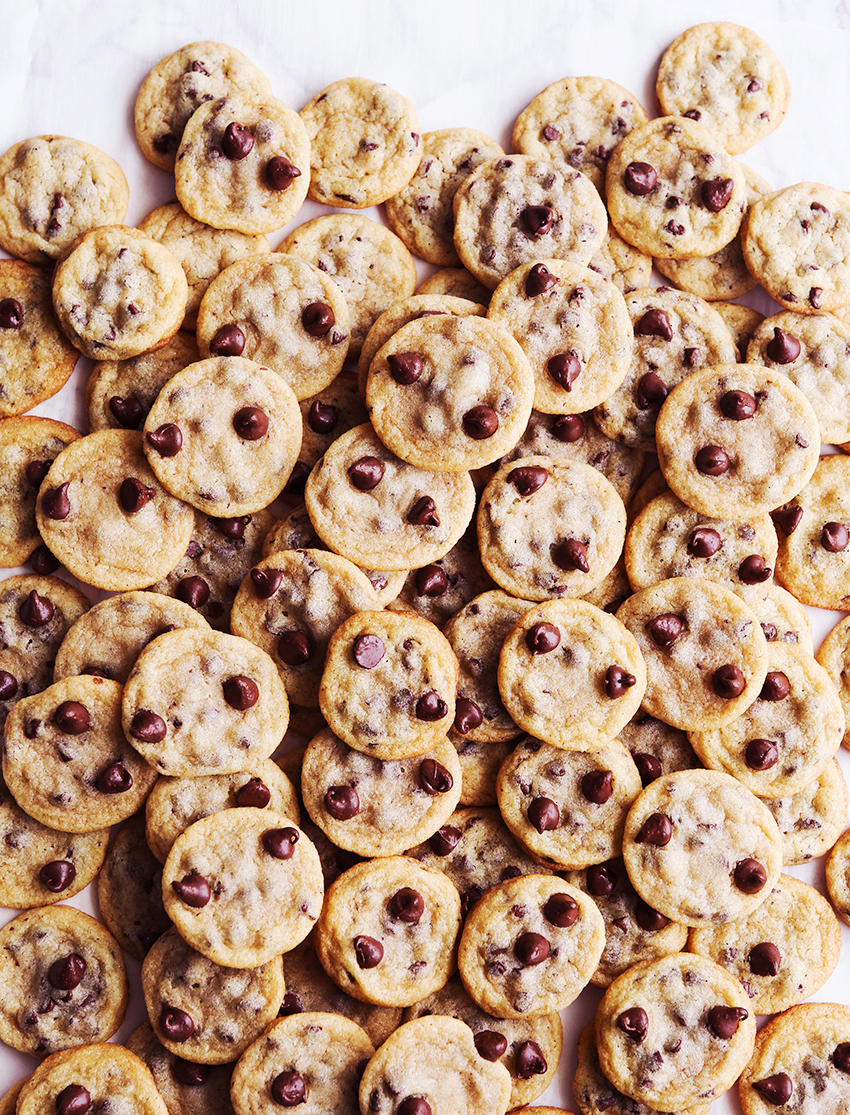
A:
[
  {"left": 16, "top": 1043, "right": 169, "bottom": 1115},
  {"left": 97, "top": 813, "right": 171, "bottom": 962},
  {"left": 763, "top": 758, "right": 848, "bottom": 866},
  {"left": 126, "top": 1022, "right": 236, "bottom": 1115}
]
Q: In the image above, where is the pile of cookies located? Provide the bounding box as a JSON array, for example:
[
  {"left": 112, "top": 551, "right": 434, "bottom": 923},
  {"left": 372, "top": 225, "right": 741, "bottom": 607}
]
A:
[{"left": 2, "top": 20, "right": 850, "bottom": 1115}]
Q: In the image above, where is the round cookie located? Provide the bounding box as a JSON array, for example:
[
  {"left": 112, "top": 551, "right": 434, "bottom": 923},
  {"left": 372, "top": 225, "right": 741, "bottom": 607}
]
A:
[
  {"left": 595, "top": 953, "right": 755, "bottom": 1111},
  {"left": 0, "top": 417, "right": 80, "bottom": 567},
  {"left": 162, "top": 808, "right": 324, "bottom": 968},
  {"left": 134, "top": 42, "right": 273, "bottom": 171},
  {"left": 452, "top": 154, "right": 607, "bottom": 290},
  {"left": 195, "top": 255, "right": 350, "bottom": 400},
  {"left": 587, "top": 226, "right": 653, "bottom": 294},
  {"left": 497, "top": 598, "right": 646, "bottom": 750},
  {"left": 764, "top": 758, "right": 848, "bottom": 866},
  {"left": 0, "top": 135, "right": 129, "bottom": 262},
  {"left": 826, "top": 828, "right": 850, "bottom": 926},
  {"left": 385, "top": 128, "right": 505, "bottom": 265},
  {"left": 231, "top": 1012, "right": 375, "bottom": 1115},
  {"left": 300, "top": 728, "right": 462, "bottom": 858},
  {"left": 175, "top": 93, "right": 310, "bottom": 235},
  {"left": 714, "top": 300, "right": 765, "bottom": 362},
  {"left": 416, "top": 267, "right": 492, "bottom": 304},
  {"left": 122, "top": 627, "right": 288, "bottom": 777},
  {"left": 0, "top": 905, "right": 127, "bottom": 1056},
  {"left": 512, "top": 76, "right": 648, "bottom": 195},
  {"left": 655, "top": 363, "right": 821, "bottom": 521},
  {"left": 142, "top": 926, "right": 284, "bottom": 1064},
  {"left": 756, "top": 584, "right": 814, "bottom": 655},
  {"left": 605, "top": 116, "right": 748, "bottom": 260},
  {"left": 486, "top": 260, "right": 632, "bottom": 415},
  {"left": 142, "top": 355, "right": 301, "bottom": 517},
  {"left": 97, "top": 813, "right": 171, "bottom": 962},
  {"left": 817, "top": 613, "right": 850, "bottom": 748},
  {"left": 622, "top": 768, "right": 784, "bottom": 927},
  {"left": 689, "top": 873, "right": 841, "bottom": 1015},
  {"left": 16, "top": 1043, "right": 169, "bottom": 1115},
  {"left": 125, "top": 1022, "right": 237, "bottom": 1115},
  {"left": 457, "top": 874, "right": 604, "bottom": 1018},
  {"left": 617, "top": 708, "right": 703, "bottom": 787},
  {"left": 293, "top": 371, "right": 370, "bottom": 486},
  {"left": 3, "top": 675, "right": 158, "bottom": 832}
]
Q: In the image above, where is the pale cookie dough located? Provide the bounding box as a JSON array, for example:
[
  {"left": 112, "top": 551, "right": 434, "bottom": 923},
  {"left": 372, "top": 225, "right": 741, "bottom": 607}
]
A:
[
  {"left": 826, "top": 828, "right": 850, "bottom": 926},
  {"left": 487, "top": 260, "right": 632, "bottom": 415},
  {"left": 385, "top": 128, "right": 505, "bottom": 265},
  {"left": 457, "top": 874, "right": 604, "bottom": 1018},
  {"left": 125, "top": 1022, "right": 236, "bottom": 1115},
  {"left": 756, "top": 584, "right": 814, "bottom": 655},
  {"left": 622, "top": 768, "right": 783, "bottom": 927},
  {"left": 0, "top": 135, "right": 129, "bottom": 262},
  {"left": 453, "top": 155, "right": 607, "bottom": 290},
  {"left": 16, "top": 1043, "right": 168, "bottom": 1115},
  {"left": 122, "top": 627, "right": 288, "bottom": 777},
  {"left": 595, "top": 953, "right": 755, "bottom": 1111},
  {"left": 162, "top": 808, "right": 324, "bottom": 968},
  {"left": 588, "top": 226, "right": 653, "bottom": 293},
  {"left": 97, "top": 813, "right": 170, "bottom": 962},
  {"left": 764, "top": 758, "right": 848, "bottom": 866},
  {"left": 818, "top": 613, "right": 850, "bottom": 748},
  {"left": 689, "top": 874, "right": 841, "bottom": 1015},
  {"left": 498, "top": 598, "right": 646, "bottom": 750},
  {"left": 51, "top": 225, "right": 188, "bottom": 361}
]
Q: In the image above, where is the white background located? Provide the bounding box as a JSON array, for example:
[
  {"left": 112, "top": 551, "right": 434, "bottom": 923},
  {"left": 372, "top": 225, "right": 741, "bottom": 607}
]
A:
[{"left": 2, "top": 0, "right": 850, "bottom": 1109}]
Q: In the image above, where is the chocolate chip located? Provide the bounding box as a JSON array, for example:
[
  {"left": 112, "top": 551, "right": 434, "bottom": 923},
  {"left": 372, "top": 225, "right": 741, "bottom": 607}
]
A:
[
  {"left": 771, "top": 505, "right": 802, "bottom": 536},
  {"left": 278, "top": 629, "right": 313, "bottom": 666},
  {"left": 415, "top": 565, "right": 449, "bottom": 597},
  {"left": 738, "top": 555, "right": 772, "bottom": 584},
  {"left": 833, "top": 1043, "right": 850, "bottom": 1073},
  {"left": 324, "top": 786, "right": 360, "bottom": 820},
  {"left": 42, "top": 482, "right": 71, "bottom": 520},
  {"left": 271, "top": 1070, "right": 307, "bottom": 1106},
  {"left": 55, "top": 1085, "right": 91, "bottom": 1115},
  {"left": 250, "top": 567, "right": 282, "bottom": 598},
  {"left": 307, "top": 400, "right": 338, "bottom": 434},
  {"left": 474, "top": 1030, "right": 507, "bottom": 1061},
  {"left": 688, "top": 528, "right": 722, "bottom": 558},
  {"left": 635, "top": 901, "right": 669, "bottom": 932},
  {"left": 551, "top": 414, "right": 585, "bottom": 442},
  {"left": 509, "top": 465, "right": 548, "bottom": 496},
  {"left": 635, "top": 372, "right": 668, "bottom": 409},
  {"left": 349, "top": 456, "right": 384, "bottom": 490},
  {"left": 354, "top": 935, "right": 383, "bottom": 968},
  {"left": 388, "top": 352, "right": 424, "bottom": 384},
  {"left": 263, "top": 827, "right": 299, "bottom": 859},
  {"left": 744, "top": 738, "right": 779, "bottom": 771},
  {"left": 146, "top": 424, "right": 183, "bottom": 457},
  {"left": 208, "top": 324, "right": 245, "bottom": 358},
  {"left": 396, "top": 1100, "right": 430, "bottom": 1115},
  {"left": 553, "top": 538, "right": 589, "bottom": 572},
  {"left": 695, "top": 445, "right": 729, "bottom": 475},
  {"left": 235, "top": 778, "right": 271, "bottom": 808},
  {"left": 766, "top": 327, "right": 801, "bottom": 364},
  {"left": 525, "top": 263, "right": 560, "bottom": 297},
  {"left": 706, "top": 1005, "right": 748, "bottom": 1039},
  {"left": 760, "top": 671, "right": 791, "bottom": 701},
  {"left": 39, "top": 860, "right": 76, "bottom": 894},
  {"left": 822, "top": 522, "right": 850, "bottom": 552},
  {"left": 701, "top": 177, "right": 735, "bottom": 212},
  {"left": 172, "top": 872, "right": 211, "bottom": 907},
  {"left": 635, "top": 812, "right": 672, "bottom": 846},
  {"left": 542, "top": 123, "right": 561, "bottom": 141},
  {"left": 646, "top": 613, "right": 683, "bottom": 649},
  {"left": 29, "top": 545, "right": 59, "bottom": 575},
  {"left": 526, "top": 621, "right": 560, "bottom": 654},
  {"left": 605, "top": 665, "right": 636, "bottom": 699},
  {"left": 528, "top": 796, "right": 559, "bottom": 833},
  {"left": 265, "top": 157, "right": 301, "bottom": 190},
  {"left": 215, "top": 515, "right": 250, "bottom": 540},
  {"left": 429, "top": 826, "right": 461, "bottom": 855},
  {"left": 753, "top": 1074, "right": 792, "bottom": 1105},
  {"left": 462, "top": 405, "right": 499, "bottom": 439},
  {"left": 719, "top": 390, "right": 756, "bottom": 420},
  {"left": 521, "top": 205, "right": 554, "bottom": 235},
  {"left": 617, "top": 1007, "right": 648, "bottom": 1041},
  {"left": 634, "top": 308, "right": 673, "bottom": 341},
  {"left": 278, "top": 992, "right": 303, "bottom": 1017},
  {"left": 130, "top": 710, "right": 167, "bottom": 743},
  {"left": 221, "top": 121, "right": 254, "bottom": 160},
  {"left": 284, "top": 462, "right": 310, "bottom": 496},
  {"left": 0, "top": 297, "right": 24, "bottom": 329},
  {"left": 389, "top": 887, "right": 424, "bottom": 923},
  {"left": 19, "top": 589, "right": 54, "bottom": 627},
  {"left": 453, "top": 697, "right": 482, "bottom": 735},
  {"left": 407, "top": 496, "right": 439, "bottom": 526},
  {"left": 176, "top": 576, "right": 210, "bottom": 609},
  {"left": 353, "top": 633, "right": 385, "bottom": 669},
  {"left": 514, "top": 931, "right": 550, "bottom": 966},
  {"left": 581, "top": 769, "right": 614, "bottom": 804},
  {"left": 683, "top": 108, "right": 702, "bottom": 120},
  {"left": 222, "top": 675, "right": 259, "bottom": 711},
  {"left": 544, "top": 892, "right": 578, "bottom": 927},
  {"left": 48, "top": 953, "right": 86, "bottom": 990},
  {"left": 547, "top": 352, "right": 582, "bottom": 391},
  {"left": 734, "top": 858, "right": 768, "bottom": 894},
  {"left": 172, "top": 1060, "right": 210, "bottom": 1086},
  {"left": 160, "top": 1004, "right": 195, "bottom": 1042},
  {"left": 233, "top": 406, "right": 268, "bottom": 440},
  {"left": 0, "top": 670, "right": 18, "bottom": 700},
  {"left": 302, "top": 301, "right": 335, "bottom": 337},
  {"left": 748, "top": 941, "right": 781, "bottom": 976},
  {"left": 419, "top": 757, "right": 453, "bottom": 793},
  {"left": 515, "top": 1040, "right": 548, "bottom": 1078},
  {"left": 25, "top": 459, "right": 51, "bottom": 488},
  {"left": 810, "top": 287, "right": 824, "bottom": 309},
  {"left": 119, "top": 477, "right": 155, "bottom": 513},
  {"left": 55, "top": 701, "right": 90, "bottom": 735},
  {"left": 624, "top": 162, "right": 657, "bottom": 196},
  {"left": 633, "top": 752, "right": 662, "bottom": 785},
  {"left": 713, "top": 664, "right": 746, "bottom": 699},
  {"left": 95, "top": 763, "right": 133, "bottom": 794},
  {"left": 586, "top": 862, "right": 617, "bottom": 896}
]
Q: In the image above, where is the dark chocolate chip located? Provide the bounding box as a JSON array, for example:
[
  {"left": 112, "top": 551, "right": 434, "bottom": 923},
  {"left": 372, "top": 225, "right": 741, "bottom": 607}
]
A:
[
  {"left": 55, "top": 1085, "right": 91, "bottom": 1115},
  {"left": 39, "top": 861, "right": 76, "bottom": 892},
  {"left": 528, "top": 796, "right": 559, "bottom": 833},
  {"left": 833, "top": 1043, "right": 850, "bottom": 1074},
  {"left": 586, "top": 862, "right": 617, "bottom": 896},
  {"left": 349, "top": 456, "right": 384, "bottom": 490},
  {"left": 810, "top": 287, "right": 824, "bottom": 309},
  {"left": 453, "top": 697, "right": 482, "bottom": 735},
  {"left": 176, "top": 576, "right": 210, "bottom": 609},
  {"left": 581, "top": 769, "right": 614, "bottom": 804},
  {"left": 250, "top": 567, "right": 282, "bottom": 598},
  {"left": 701, "top": 177, "right": 734, "bottom": 212},
  {"left": 635, "top": 372, "right": 668, "bottom": 409},
  {"left": 407, "top": 496, "right": 439, "bottom": 526},
  {"left": 526, "top": 621, "right": 560, "bottom": 654},
  {"left": 307, "top": 400, "right": 338, "bottom": 434},
  {"left": 462, "top": 405, "right": 499, "bottom": 439},
  {"left": 646, "top": 613, "right": 683, "bottom": 649},
  {"left": 278, "top": 629, "right": 313, "bottom": 666},
  {"left": 553, "top": 538, "right": 589, "bottom": 572},
  {"left": 324, "top": 786, "right": 360, "bottom": 820},
  {"left": 635, "top": 901, "right": 669, "bottom": 932},
  {"left": 419, "top": 757, "right": 453, "bottom": 793},
  {"left": 542, "top": 124, "right": 561, "bottom": 141},
  {"left": 55, "top": 701, "right": 90, "bottom": 735},
  {"left": 222, "top": 122, "right": 254, "bottom": 160},
  {"left": 543, "top": 892, "right": 578, "bottom": 927},
  {"left": 551, "top": 414, "right": 585, "bottom": 442},
  {"left": 388, "top": 352, "right": 424, "bottom": 384},
  {"left": 748, "top": 941, "right": 781, "bottom": 976},
  {"left": 263, "top": 827, "right": 299, "bottom": 859},
  {"left": 20, "top": 589, "right": 54, "bottom": 627},
  {"left": 146, "top": 424, "right": 183, "bottom": 457},
  {"left": 474, "top": 1030, "right": 507, "bottom": 1061},
  {"left": 48, "top": 954, "right": 86, "bottom": 990},
  {"left": 233, "top": 406, "right": 268, "bottom": 440},
  {"left": 734, "top": 858, "right": 768, "bottom": 894},
  {"left": 265, "top": 157, "right": 301, "bottom": 190},
  {"left": 515, "top": 1040, "right": 548, "bottom": 1078},
  {"left": 760, "top": 672, "right": 791, "bottom": 702},
  {"left": 633, "top": 752, "right": 662, "bottom": 785},
  {"left": 354, "top": 935, "right": 383, "bottom": 968},
  {"left": 172, "top": 872, "right": 211, "bottom": 907},
  {"left": 514, "top": 931, "right": 550, "bottom": 966},
  {"left": 752, "top": 1074, "right": 792, "bottom": 1105},
  {"left": 745, "top": 738, "right": 779, "bottom": 771},
  {"left": 130, "top": 710, "right": 167, "bottom": 743},
  {"left": 635, "top": 812, "right": 672, "bottom": 846},
  {"left": 223, "top": 675, "right": 259, "bottom": 710},
  {"left": 719, "top": 390, "right": 756, "bottom": 420},
  {"left": 634, "top": 308, "right": 673, "bottom": 341},
  {"left": 547, "top": 352, "right": 582, "bottom": 391},
  {"left": 624, "top": 162, "right": 657, "bottom": 196},
  {"left": 0, "top": 298, "right": 24, "bottom": 329},
  {"left": 236, "top": 778, "right": 271, "bottom": 808},
  {"left": 271, "top": 1070, "right": 307, "bottom": 1107},
  {"left": 683, "top": 108, "right": 702, "bottom": 120},
  {"left": 215, "top": 515, "right": 250, "bottom": 539},
  {"left": 617, "top": 1007, "right": 648, "bottom": 1041},
  {"left": 509, "top": 465, "right": 548, "bottom": 496},
  {"left": 353, "top": 633, "right": 385, "bottom": 669},
  {"left": 738, "top": 555, "right": 772, "bottom": 584},
  {"left": 389, "top": 887, "right": 424, "bottom": 923},
  {"left": 415, "top": 565, "right": 449, "bottom": 597},
  {"left": 706, "top": 1005, "right": 748, "bottom": 1039},
  {"left": 284, "top": 461, "right": 310, "bottom": 496},
  {"left": 396, "top": 1100, "right": 430, "bottom": 1115},
  {"left": 209, "top": 323, "right": 245, "bottom": 356},
  {"left": 521, "top": 205, "right": 554, "bottom": 235},
  {"left": 822, "top": 522, "right": 849, "bottom": 552},
  {"left": 302, "top": 302, "right": 335, "bottom": 337},
  {"left": 0, "top": 670, "right": 18, "bottom": 700},
  {"left": 119, "top": 477, "right": 155, "bottom": 514},
  {"left": 95, "top": 763, "right": 133, "bottom": 794},
  {"left": 525, "top": 263, "right": 560, "bottom": 297},
  {"left": 695, "top": 445, "right": 729, "bottom": 475},
  {"left": 160, "top": 1004, "right": 195, "bottom": 1042},
  {"left": 30, "top": 545, "right": 60, "bottom": 575},
  {"left": 429, "top": 826, "right": 461, "bottom": 855},
  {"left": 278, "top": 992, "right": 304, "bottom": 1017},
  {"left": 770, "top": 506, "right": 802, "bottom": 537},
  {"left": 688, "top": 528, "right": 722, "bottom": 558},
  {"left": 25, "top": 459, "right": 51, "bottom": 488},
  {"left": 605, "top": 664, "right": 636, "bottom": 699},
  {"left": 713, "top": 664, "right": 746, "bottom": 699},
  {"left": 172, "top": 1060, "right": 210, "bottom": 1086},
  {"left": 42, "top": 482, "right": 71, "bottom": 520},
  {"left": 766, "top": 327, "right": 801, "bottom": 364}
]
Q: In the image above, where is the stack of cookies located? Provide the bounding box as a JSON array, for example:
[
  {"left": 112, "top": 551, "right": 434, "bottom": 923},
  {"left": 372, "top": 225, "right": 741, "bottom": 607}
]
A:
[{"left": 1, "top": 21, "right": 850, "bottom": 1115}]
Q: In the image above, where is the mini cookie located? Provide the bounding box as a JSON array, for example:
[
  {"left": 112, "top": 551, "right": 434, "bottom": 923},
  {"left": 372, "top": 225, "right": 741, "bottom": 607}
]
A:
[
  {"left": 450, "top": 730, "right": 515, "bottom": 807},
  {"left": 303, "top": 422, "right": 476, "bottom": 571},
  {"left": 562, "top": 859, "right": 688, "bottom": 988},
  {"left": 512, "top": 76, "right": 648, "bottom": 194},
  {"left": 125, "top": 1023, "right": 236, "bottom": 1115},
  {"left": 818, "top": 613, "right": 850, "bottom": 748},
  {"left": 497, "top": 737, "right": 643, "bottom": 870},
  {"left": 35, "top": 429, "right": 195, "bottom": 591},
  {"left": 138, "top": 201, "right": 271, "bottom": 330},
  {"left": 457, "top": 874, "right": 604, "bottom": 1018},
  {"left": 280, "top": 214, "right": 417, "bottom": 356},
  {"left": 85, "top": 331, "right": 200, "bottom": 433},
  {"left": 145, "top": 760, "right": 300, "bottom": 863},
  {"left": 301, "top": 77, "right": 420, "bottom": 208},
  {"left": 773, "top": 455, "right": 850, "bottom": 609},
  {"left": 0, "top": 135, "right": 129, "bottom": 262},
  {"left": 738, "top": 1003, "right": 850, "bottom": 1115},
  {"left": 359, "top": 1015, "right": 512, "bottom": 1115},
  {"left": 486, "top": 261, "right": 632, "bottom": 415},
  {"left": 478, "top": 456, "right": 627, "bottom": 602},
  {"left": 592, "top": 286, "right": 738, "bottom": 453},
  {"left": 54, "top": 591, "right": 209, "bottom": 684},
  {"left": 689, "top": 873, "right": 841, "bottom": 1015},
  {"left": 688, "top": 643, "right": 844, "bottom": 798},
  {"left": 0, "top": 768, "right": 107, "bottom": 910},
  {"left": 294, "top": 371, "right": 369, "bottom": 480},
  {"left": 175, "top": 93, "right": 310, "bottom": 235},
  {"left": 742, "top": 183, "right": 850, "bottom": 314},
  {"left": 162, "top": 808, "right": 324, "bottom": 968},
  {"left": 403, "top": 975, "right": 562, "bottom": 1109},
  {"left": 315, "top": 856, "right": 461, "bottom": 1007},
  {"left": 385, "top": 128, "right": 505, "bottom": 264},
  {"left": 3, "top": 675, "right": 158, "bottom": 832},
  {"left": 453, "top": 155, "right": 607, "bottom": 290},
  {"left": 656, "top": 23, "right": 789, "bottom": 153},
  {"left": 52, "top": 225, "right": 188, "bottom": 360},
  {"left": 764, "top": 758, "right": 848, "bottom": 866},
  {"left": 755, "top": 584, "right": 814, "bottom": 655},
  {"left": 587, "top": 226, "right": 653, "bottom": 293},
  {"left": 300, "top": 728, "right": 462, "bottom": 858},
  {"left": 595, "top": 953, "right": 755, "bottom": 1111},
  {"left": 230, "top": 548, "right": 379, "bottom": 707},
  {"left": 134, "top": 42, "right": 273, "bottom": 171},
  {"left": 827, "top": 828, "right": 850, "bottom": 925},
  {"left": 655, "top": 364, "right": 820, "bottom": 520},
  {"left": 16, "top": 1043, "right": 168, "bottom": 1115},
  {"left": 97, "top": 813, "right": 171, "bottom": 961},
  {"left": 0, "top": 574, "right": 90, "bottom": 730},
  {"left": 617, "top": 708, "right": 702, "bottom": 787},
  {"left": 416, "top": 267, "right": 492, "bottom": 304},
  {"left": 497, "top": 598, "right": 646, "bottom": 750},
  {"left": 196, "top": 255, "right": 350, "bottom": 400},
  {"left": 748, "top": 310, "right": 850, "bottom": 444},
  {"left": 714, "top": 300, "right": 765, "bottom": 362},
  {"left": 142, "top": 355, "right": 301, "bottom": 517},
  {"left": 625, "top": 491, "right": 778, "bottom": 606},
  {"left": 605, "top": 117, "right": 747, "bottom": 260},
  {"left": 0, "top": 417, "right": 79, "bottom": 566},
  {"left": 0, "top": 905, "right": 127, "bottom": 1056},
  {"left": 122, "top": 627, "right": 288, "bottom": 777},
  {"left": 622, "top": 768, "right": 783, "bottom": 927},
  {"left": 231, "top": 1012, "right": 375, "bottom": 1115},
  {"left": 142, "top": 927, "right": 284, "bottom": 1064}
]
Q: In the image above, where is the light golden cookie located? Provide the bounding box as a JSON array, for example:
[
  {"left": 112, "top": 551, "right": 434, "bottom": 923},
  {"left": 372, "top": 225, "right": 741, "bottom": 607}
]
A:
[
  {"left": 764, "top": 758, "right": 848, "bottom": 866},
  {"left": 16, "top": 1044, "right": 168, "bottom": 1115}
]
